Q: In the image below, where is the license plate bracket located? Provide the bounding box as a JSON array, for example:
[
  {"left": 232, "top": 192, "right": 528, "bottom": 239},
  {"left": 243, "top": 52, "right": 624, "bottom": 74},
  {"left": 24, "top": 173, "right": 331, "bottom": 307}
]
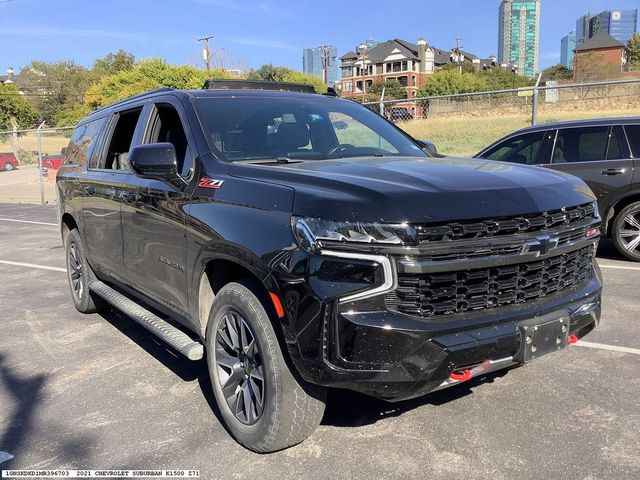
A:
[{"left": 516, "top": 314, "right": 570, "bottom": 363}]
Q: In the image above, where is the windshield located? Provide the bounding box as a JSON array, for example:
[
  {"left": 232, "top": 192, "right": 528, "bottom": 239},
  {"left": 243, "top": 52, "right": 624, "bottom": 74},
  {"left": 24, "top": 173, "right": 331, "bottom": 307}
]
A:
[{"left": 194, "top": 95, "right": 427, "bottom": 162}]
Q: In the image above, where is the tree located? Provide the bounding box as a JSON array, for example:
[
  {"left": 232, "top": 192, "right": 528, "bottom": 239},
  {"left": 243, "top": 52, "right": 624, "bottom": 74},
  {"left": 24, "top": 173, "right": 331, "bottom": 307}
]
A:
[
  {"left": 417, "top": 69, "right": 488, "bottom": 96},
  {"left": 478, "top": 67, "right": 535, "bottom": 90},
  {"left": 628, "top": 33, "right": 640, "bottom": 70},
  {"left": 0, "top": 83, "right": 36, "bottom": 164},
  {"left": 247, "top": 63, "right": 326, "bottom": 93},
  {"left": 19, "top": 60, "right": 94, "bottom": 125},
  {"left": 92, "top": 50, "right": 135, "bottom": 77},
  {"left": 541, "top": 64, "right": 572, "bottom": 82},
  {"left": 368, "top": 79, "right": 406, "bottom": 100}
]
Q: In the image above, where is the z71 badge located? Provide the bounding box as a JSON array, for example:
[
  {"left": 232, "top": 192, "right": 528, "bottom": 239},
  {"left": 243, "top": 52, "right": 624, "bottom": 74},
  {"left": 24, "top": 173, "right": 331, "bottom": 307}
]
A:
[{"left": 198, "top": 177, "right": 224, "bottom": 189}]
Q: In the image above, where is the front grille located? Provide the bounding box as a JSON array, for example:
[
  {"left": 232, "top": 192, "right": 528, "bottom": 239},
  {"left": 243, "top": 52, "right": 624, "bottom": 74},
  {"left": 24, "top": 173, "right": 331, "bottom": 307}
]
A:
[
  {"left": 415, "top": 203, "right": 596, "bottom": 243},
  {"left": 386, "top": 246, "right": 594, "bottom": 319}
]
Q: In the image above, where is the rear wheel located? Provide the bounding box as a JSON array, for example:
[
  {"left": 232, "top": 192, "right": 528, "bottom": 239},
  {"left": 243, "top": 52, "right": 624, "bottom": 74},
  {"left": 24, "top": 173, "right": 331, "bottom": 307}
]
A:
[
  {"left": 612, "top": 202, "right": 640, "bottom": 262},
  {"left": 4, "top": 162, "right": 14, "bottom": 171},
  {"left": 206, "top": 282, "right": 326, "bottom": 452},
  {"left": 65, "top": 229, "right": 107, "bottom": 313}
]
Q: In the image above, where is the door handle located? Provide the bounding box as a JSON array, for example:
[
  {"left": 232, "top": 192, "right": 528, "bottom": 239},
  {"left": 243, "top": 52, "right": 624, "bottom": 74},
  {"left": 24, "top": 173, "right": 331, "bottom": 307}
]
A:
[
  {"left": 84, "top": 185, "right": 96, "bottom": 195},
  {"left": 601, "top": 168, "right": 625, "bottom": 176}
]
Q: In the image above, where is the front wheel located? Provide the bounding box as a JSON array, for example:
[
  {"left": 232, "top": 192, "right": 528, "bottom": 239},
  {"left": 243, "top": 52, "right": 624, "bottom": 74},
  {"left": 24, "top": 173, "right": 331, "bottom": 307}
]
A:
[
  {"left": 4, "top": 162, "right": 14, "bottom": 171},
  {"left": 612, "top": 202, "right": 640, "bottom": 262},
  {"left": 65, "top": 229, "right": 107, "bottom": 313},
  {"left": 206, "top": 282, "right": 326, "bottom": 452}
]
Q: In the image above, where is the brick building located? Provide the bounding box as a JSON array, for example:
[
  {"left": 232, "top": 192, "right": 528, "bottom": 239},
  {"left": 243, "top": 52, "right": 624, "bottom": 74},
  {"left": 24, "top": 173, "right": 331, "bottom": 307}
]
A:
[
  {"left": 573, "top": 32, "right": 630, "bottom": 79},
  {"left": 337, "top": 38, "right": 481, "bottom": 100}
]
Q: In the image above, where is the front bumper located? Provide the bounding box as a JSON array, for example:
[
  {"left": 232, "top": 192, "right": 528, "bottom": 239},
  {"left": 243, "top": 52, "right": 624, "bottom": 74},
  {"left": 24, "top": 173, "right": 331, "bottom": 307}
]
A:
[{"left": 279, "top": 261, "right": 601, "bottom": 401}]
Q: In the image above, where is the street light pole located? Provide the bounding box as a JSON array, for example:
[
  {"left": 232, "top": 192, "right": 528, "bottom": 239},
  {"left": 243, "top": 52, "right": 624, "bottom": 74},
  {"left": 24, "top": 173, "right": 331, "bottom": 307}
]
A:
[{"left": 197, "top": 36, "right": 214, "bottom": 71}]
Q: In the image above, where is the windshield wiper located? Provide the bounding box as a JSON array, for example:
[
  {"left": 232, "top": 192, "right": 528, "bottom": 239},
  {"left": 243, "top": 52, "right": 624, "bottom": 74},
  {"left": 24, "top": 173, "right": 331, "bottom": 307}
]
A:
[{"left": 235, "top": 156, "right": 298, "bottom": 164}]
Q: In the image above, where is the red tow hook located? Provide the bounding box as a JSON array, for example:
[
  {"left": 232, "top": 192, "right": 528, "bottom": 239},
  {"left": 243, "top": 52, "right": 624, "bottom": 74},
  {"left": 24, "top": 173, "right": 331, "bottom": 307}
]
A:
[
  {"left": 449, "top": 368, "right": 472, "bottom": 382},
  {"left": 568, "top": 334, "right": 579, "bottom": 345}
]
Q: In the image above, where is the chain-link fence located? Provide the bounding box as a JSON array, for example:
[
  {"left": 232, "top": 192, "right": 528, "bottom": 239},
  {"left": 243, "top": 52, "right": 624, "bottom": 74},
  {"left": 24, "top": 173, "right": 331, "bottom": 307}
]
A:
[
  {"left": 0, "top": 126, "right": 73, "bottom": 205},
  {"left": 363, "top": 78, "right": 640, "bottom": 157},
  {"left": 365, "top": 78, "right": 640, "bottom": 124}
]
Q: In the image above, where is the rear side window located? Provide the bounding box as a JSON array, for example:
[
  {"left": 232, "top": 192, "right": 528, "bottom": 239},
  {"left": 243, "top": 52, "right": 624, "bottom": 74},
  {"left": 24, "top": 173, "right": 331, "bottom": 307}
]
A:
[
  {"left": 482, "top": 131, "right": 546, "bottom": 165},
  {"left": 606, "top": 126, "right": 629, "bottom": 160},
  {"left": 65, "top": 117, "right": 107, "bottom": 167},
  {"left": 625, "top": 125, "right": 640, "bottom": 158},
  {"left": 552, "top": 127, "right": 608, "bottom": 163}
]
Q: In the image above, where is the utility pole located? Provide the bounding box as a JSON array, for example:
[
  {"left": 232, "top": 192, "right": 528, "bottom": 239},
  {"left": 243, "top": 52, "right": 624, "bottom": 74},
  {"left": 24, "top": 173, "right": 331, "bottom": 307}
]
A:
[
  {"left": 197, "top": 36, "right": 214, "bottom": 71},
  {"left": 454, "top": 37, "right": 463, "bottom": 73}
]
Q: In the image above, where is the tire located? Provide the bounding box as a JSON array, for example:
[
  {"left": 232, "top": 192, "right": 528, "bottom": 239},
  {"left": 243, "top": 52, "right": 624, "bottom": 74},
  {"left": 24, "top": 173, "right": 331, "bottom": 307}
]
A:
[
  {"left": 206, "top": 282, "right": 326, "bottom": 453},
  {"left": 65, "top": 229, "right": 107, "bottom": 313},
  {"left": 4, "top": 162, "right": 14, "bottom": 171},
  {"left": 612, "top": 201, "right": 640, "bottom": 262}
]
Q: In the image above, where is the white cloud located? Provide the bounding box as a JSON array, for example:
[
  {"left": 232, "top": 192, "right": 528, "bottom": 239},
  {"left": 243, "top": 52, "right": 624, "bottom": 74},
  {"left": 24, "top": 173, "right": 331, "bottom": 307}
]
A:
[{"left": 0, "top": 26, "right": 152, "bottom": 41}]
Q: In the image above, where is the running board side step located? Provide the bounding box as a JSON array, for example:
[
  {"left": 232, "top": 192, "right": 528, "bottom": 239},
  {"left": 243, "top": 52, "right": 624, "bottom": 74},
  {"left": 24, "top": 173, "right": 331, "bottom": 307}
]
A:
[{"left": 89, "top": 280, "right": 204, "bottom": 361}]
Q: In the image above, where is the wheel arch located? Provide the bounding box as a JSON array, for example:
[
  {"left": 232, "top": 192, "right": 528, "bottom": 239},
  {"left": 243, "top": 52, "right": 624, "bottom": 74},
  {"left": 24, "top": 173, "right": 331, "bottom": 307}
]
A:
[
  {"left": 60, "top": 212, "right": 79, "bottom": 243},
  {"left": 604, "top": 192, "right": 640, "bottom": 236},
  {"left": 195, "top": 253, "right": 281, "bottom": 339}
]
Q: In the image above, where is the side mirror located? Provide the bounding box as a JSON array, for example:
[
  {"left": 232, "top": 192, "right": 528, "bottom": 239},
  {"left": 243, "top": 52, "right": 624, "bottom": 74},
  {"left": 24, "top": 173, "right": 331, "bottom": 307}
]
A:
[
  {"left": 129, "top": 143, "right": 179, "bottom": 182},
  {"left": 415, "top": 139, "right": 439, "bottom": 157}
]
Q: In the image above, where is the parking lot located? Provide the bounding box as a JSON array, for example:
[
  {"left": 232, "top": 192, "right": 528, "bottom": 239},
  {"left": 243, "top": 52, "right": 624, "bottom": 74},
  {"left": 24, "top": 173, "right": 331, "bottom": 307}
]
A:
[{"left": 0, "top": 202, "right": 639, "bottom": 480}]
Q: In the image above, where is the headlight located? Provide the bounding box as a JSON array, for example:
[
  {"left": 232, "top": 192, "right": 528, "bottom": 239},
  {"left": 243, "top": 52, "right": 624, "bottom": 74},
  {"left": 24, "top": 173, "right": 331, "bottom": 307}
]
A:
[{"left": 293, "top": 216, "right": 416, "bottom": 251}]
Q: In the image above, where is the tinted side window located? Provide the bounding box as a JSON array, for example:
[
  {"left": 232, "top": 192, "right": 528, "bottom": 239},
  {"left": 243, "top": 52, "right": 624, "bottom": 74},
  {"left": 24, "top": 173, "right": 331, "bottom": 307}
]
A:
[
  {"left": 552, "top": 127, "right": 608, "bottom": 163},
  {"left": 64, "top": 117, "right": 107, "bottom": 167},
  {"left": 607, "top": 126, "right": 629, "bottom": 160},
  {"left": 482, "top": 131, "right": 545, "bottom": 165},
  {"left": 625, "top": 125, "right": 640, "bottom": 158}
]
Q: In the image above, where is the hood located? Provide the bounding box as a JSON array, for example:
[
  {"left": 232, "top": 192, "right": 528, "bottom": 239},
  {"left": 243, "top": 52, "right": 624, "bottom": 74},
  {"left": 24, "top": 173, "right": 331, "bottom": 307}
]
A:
[{"left": 229, "top": 156, "right": 596, "bottom": 223}]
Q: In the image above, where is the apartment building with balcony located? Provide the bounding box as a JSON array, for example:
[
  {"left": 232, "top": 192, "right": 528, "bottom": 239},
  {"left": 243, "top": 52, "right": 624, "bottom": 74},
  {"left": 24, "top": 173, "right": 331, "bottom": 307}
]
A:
[{"left": 338, "top": 37, "right": 480, "bottom": 101}]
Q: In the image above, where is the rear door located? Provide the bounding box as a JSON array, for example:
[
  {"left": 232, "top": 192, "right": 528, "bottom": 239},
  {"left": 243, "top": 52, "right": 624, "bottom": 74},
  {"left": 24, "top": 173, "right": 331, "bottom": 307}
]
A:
[
  {"left": 120, "top": 97, "right": 196, "bottom": 319},
  {"left": 546, "top": 125, "right": 633, "bottom": 217},
  {"left": 80, "top": 107, "right": 146, "bottom": 281},
  {"left": 625, "top": 124, "right": 640, "bottom": 188}
]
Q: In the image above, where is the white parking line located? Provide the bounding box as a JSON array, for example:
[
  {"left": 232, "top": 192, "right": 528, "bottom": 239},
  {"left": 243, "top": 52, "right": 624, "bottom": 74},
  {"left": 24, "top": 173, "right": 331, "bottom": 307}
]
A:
[
  {"left": 0, "top": 259, "right": 65, "bottom": 272},
  {"left": 598, "top": 264, "right": 640, "bottom": 271},
  {"left": 575, "top": 341, "right": 640, "bottom": 356},
  {"left": 0, "top": 218, "right": 57, "bottom": 226}
]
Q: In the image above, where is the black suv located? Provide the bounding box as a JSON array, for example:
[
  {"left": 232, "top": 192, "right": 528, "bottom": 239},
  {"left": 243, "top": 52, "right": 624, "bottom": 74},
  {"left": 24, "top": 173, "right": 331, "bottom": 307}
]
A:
[
  {"left": 476, "top": 118, "right": 640, "bottom": 261},
  {"left": 57, "top": 81, "right": 602, "bottom": 452}
]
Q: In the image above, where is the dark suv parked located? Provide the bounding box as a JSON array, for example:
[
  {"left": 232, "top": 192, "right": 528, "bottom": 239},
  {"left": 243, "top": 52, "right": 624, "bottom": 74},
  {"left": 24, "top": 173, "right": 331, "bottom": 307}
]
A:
[
  {"left": 476, "top": 118, "right": 640, "bottom": 261},
  {"left": 57, "top": 81, "right": 602, "bottom": 452}
]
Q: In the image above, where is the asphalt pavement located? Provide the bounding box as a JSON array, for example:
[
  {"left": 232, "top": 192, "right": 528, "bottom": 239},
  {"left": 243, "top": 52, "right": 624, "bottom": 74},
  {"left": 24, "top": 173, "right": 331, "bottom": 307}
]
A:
[{"left": 0, "top": 203, "right": 638, "bottom": 480}]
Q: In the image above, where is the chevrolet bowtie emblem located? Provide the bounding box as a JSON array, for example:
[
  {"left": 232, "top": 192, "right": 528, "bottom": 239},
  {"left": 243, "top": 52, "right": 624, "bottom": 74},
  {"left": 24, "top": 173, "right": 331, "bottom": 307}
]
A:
[{"left": 523, "top": 235, "right": 560, "bottom": 256}]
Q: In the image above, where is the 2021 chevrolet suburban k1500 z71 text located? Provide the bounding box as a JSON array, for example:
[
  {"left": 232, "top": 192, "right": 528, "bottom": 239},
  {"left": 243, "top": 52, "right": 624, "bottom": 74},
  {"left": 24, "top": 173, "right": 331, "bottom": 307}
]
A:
[{"left": 56, "top": 80, "right": 602, "bottom": 453}]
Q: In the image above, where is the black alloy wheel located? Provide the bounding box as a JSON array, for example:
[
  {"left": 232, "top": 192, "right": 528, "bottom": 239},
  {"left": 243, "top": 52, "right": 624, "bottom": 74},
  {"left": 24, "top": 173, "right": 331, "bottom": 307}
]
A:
[
  {"left": 215, "top": 309, "right": 265, "bottom": 425},
  {"left": 613, "top": 202, "right": 640, "bottom": 262}
]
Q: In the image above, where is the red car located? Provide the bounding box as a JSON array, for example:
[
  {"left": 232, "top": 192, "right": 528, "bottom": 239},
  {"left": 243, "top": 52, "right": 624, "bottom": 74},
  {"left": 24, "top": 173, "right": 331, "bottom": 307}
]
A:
[
  {"left": 0, "top": 153, "right": 18, "bottom": 171},
  {"left": 42, "top": 155, "right": 64, "bottom": 170}
]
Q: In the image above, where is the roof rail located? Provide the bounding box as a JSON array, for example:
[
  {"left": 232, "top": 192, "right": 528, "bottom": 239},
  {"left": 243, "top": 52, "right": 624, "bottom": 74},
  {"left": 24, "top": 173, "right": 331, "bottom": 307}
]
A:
[
  {"left": 203, "top": 79, "right": 316, "bottom": 94},
  {"left": 89, "top": 87, "right": 176, "bottom": 116}
]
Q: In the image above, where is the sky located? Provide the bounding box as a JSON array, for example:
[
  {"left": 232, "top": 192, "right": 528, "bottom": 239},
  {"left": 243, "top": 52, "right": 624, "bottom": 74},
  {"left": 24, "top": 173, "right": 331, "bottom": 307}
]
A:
[{"left": 0, "top": 0, "right": 638, "bottom": 75}]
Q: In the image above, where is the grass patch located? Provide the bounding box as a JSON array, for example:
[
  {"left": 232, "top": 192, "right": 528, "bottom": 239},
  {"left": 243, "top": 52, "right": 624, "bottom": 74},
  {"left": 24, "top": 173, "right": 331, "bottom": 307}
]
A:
[{"left": 399, "top": 109, "right": 638, "bottom": 157}]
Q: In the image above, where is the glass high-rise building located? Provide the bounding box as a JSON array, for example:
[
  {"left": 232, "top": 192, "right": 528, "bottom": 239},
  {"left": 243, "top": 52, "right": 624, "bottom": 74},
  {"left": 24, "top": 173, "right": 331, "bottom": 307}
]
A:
[
  {"left": 590, "top": 10, "right": 638, "bottom": 45},
  {"left": 576, "top": 10, "right": 638, "bottom": 46},
  {"left": 576, "top": 13, "right": 592, "bottom": 45},
  {"left": 303, "top": 46, "right": 338, "bottom": 85},
  {"left": 560, "top": 31, "right": 576, "bottom": 69},
  {"left": 498, "top": 0, "right": 541, "bottom": 77}
]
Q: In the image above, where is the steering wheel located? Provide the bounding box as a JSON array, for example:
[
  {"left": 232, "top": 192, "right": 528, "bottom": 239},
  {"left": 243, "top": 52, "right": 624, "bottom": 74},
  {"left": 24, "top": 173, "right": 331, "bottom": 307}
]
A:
[{"left": 327, "top": 144, "right": 356, "bottom": 157}]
